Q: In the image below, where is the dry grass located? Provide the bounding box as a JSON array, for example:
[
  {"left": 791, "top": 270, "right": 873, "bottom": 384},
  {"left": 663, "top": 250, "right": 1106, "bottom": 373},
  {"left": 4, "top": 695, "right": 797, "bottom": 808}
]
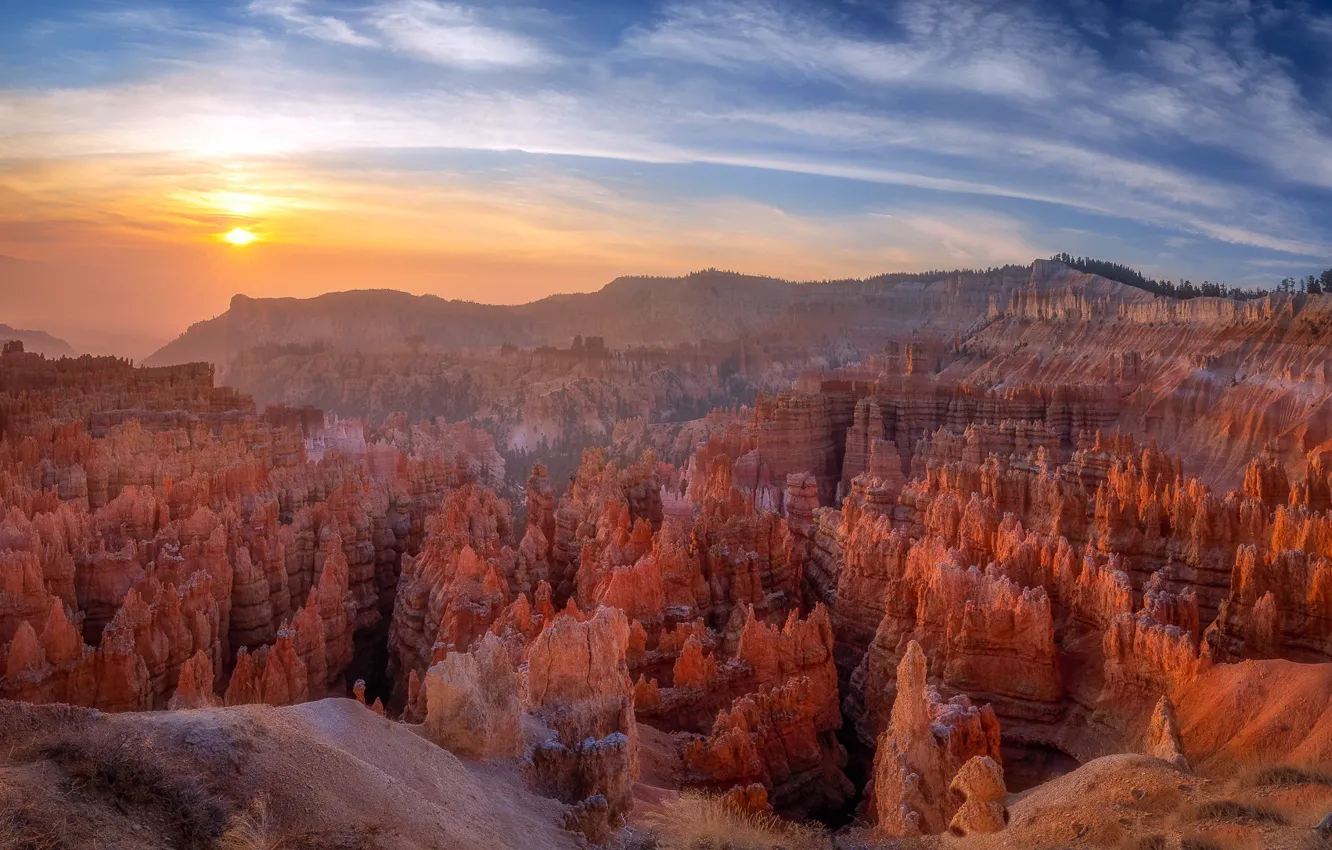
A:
[
  {"left": 219, "top": 797, "right": 386, "bottom": 850},
  {"left": 1, "top": 725, "right": 387, "bottom": 850},
  {"left": 642, "top": 793, "right": 831, "bottom": 850},
  {"left": 1251, "top": 766, "right": 1332, "bottom": 789},
  {"left": 41, "top": 731, "right": 231, "bottom": 848},
  {"left": 1104, "top": 758, "right": 1332, "bottom": 850},
  {"left": 263, "top": 824, "right": 386, "bottom": 850},
  {"left": 1190, "top": 799, "right": 1288, "bottom": 826},
  {"left": 219, "top": 797, "right": 281, "bottom": 850},
  {"left": 1206, "top": 758, "right": 1332, "bottom": 837},
  {"left": 0, "top": 803, "right": 65, "bottom": 850}
]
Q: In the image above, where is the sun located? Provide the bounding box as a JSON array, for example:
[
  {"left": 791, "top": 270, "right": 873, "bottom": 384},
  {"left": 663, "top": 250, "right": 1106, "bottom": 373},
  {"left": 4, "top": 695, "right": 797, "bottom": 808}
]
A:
[{"left": 223, "top": 228, "right": 257, "bottom": 246}]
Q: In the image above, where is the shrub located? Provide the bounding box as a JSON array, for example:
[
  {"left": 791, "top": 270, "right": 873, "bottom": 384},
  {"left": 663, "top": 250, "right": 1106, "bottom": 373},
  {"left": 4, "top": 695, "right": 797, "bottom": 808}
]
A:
[
  {"left": 43, "top": 731, "right": 231, "bottom": 848},
  {"left": 220, "top": 797, "right": 280, "bottom": 850},
  {"left": 1252, "top": 765, "right": 1332, "bottom": 788},
  {"left": 0, "top": 804, "right": 64, "bottom": 850},
  {"left": 642, "top": 793, "right": 830, "bottom": 850}
]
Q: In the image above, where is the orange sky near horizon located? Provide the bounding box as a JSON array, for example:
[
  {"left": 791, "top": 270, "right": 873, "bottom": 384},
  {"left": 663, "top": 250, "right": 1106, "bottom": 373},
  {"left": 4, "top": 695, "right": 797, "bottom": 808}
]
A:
[
  {"left": 2, "top": 151, "right": 1027, "bottom": 358},
  {"left": 8, "top": 1, "right": 1327, "bottom": 360}
]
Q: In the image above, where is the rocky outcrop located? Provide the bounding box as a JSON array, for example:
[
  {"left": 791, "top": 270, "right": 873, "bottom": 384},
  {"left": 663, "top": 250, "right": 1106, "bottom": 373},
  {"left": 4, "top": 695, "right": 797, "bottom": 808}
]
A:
[
  {"left": 1212, "top": 544, "right": 1332, "bottom": 662},
  {"left": 649, "top": 604, "right": 852, "bottom": 816},
  {"left": 845, "top": 541, "right": 1061, "bottom": 744},
  {"left": 168, "top": 649, "right": 219, "bottom": 709},
  {"left": 310, "top": 543, "right": 356, "bottom": 692},
  {"left": 947, "top": 756, "right": 1008, "bottom": 836},
  {"left": 223, "top": 630, "right": 309, "bottom": 707},
  {"left": 0, "top": 353, "right": 505, "bottom": 716},
  {"left": 423, "top": 633, "right": 522, "bottom": 758},
  {"left": 526, "top": 463, "right": 556, "bottom": 551},
  {"left": 841, "top": 397, "right": 885, "bottom": 492},
  {"left": 690, "top": 456, "right": 800, "bottom": 628},
  {"left": 1146, "top": 695, "right": 1187, "bottom": 769},
  {"left": 13, "top": 267, "right": 1332, "bottom": 846},
  {"left": 681, "top": 675, "right": 853, "bottom": 819},
  {"left": 524, "top": 607, "right": 638, "bottom": 840},
  {"left": 1093, "top": 611, "right": 1207, "bottom": 752},
  {"left": 387, "top": 483, "right": 516, "bottom": 695},
  {"left": 871, "top": 641, "right": 1002, "bottom": 837},
  {"left": 750, "top": 391, "right": 840, "bottom": 507}
]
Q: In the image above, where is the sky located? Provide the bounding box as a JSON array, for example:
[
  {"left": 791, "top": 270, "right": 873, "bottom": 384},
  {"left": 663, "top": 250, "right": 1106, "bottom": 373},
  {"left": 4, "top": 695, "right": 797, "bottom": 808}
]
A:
[{"left": 3, "top": 0, "right": 1332, "bottom": 356}]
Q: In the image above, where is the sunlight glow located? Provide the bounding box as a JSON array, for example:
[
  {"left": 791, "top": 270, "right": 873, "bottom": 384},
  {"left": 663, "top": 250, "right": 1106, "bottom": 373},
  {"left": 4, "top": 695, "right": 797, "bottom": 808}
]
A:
[
  {"left": 223, "top": 227, "right": 257, "bottom": 246},
  {"left": 212, "top": 192, "right": 267, "bottom": 216}
]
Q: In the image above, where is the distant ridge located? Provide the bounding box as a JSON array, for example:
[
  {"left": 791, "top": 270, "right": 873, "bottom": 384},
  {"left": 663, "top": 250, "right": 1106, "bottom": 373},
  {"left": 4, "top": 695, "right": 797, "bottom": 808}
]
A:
[
  {"left": 0, "top": 323, "right": 78, "bottom": 358},
  {"left": 145, "top": 261, "right": 1153, "bottom": 368},
  {"left": 147, "top": 270, "right": 803, "bottom": 366}
]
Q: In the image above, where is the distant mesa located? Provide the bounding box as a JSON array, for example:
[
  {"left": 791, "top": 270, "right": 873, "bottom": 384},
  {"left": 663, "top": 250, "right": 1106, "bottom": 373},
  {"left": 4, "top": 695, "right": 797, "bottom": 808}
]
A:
[
  {"left": 146, "top": 260, "right": 1134, "bottom": 368},
  {"left": 0, "top": 324, "right": 77, "bottom": 358},
  {"left": 145, "top": 271, "right": 800, "bottom": 367}
]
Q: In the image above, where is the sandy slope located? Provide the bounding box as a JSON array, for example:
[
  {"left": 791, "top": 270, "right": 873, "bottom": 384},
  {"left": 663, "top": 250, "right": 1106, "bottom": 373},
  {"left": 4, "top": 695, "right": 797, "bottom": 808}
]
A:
[
  {"left": 3, "top": 661, "right": 1330, "bottom": 849},
  {"left": 0, "top": 698, "right": 579, "bottom": 850},
  {"left": 1177, "top": 658, "right": 1332, "bottom": 772}
]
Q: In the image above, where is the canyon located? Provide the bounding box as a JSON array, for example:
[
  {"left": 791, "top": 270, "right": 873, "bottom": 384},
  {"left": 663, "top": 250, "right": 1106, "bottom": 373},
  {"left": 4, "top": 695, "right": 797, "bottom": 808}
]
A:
[{"left": 2, "top": 259, "right": 1332, "bottom": 849}]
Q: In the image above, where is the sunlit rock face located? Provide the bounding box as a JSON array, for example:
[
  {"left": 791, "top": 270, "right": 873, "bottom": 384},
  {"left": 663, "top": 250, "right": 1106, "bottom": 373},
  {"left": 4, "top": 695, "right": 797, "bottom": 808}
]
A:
[
  {"left": 424, "top": 633, "right": 523, "bottom": 759},
  {"left": 0, "top": 350, "right": 501, "bottom": 713},
  {"left": 871, "top": 641, "right": 1002, "bottom": 838}
]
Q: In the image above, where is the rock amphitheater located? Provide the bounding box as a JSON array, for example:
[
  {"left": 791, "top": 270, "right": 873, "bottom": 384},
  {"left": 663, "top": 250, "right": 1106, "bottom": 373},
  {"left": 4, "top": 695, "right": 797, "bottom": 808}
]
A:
[{"left": 2, "top": 261, "right": 1331, "bottom": 849}]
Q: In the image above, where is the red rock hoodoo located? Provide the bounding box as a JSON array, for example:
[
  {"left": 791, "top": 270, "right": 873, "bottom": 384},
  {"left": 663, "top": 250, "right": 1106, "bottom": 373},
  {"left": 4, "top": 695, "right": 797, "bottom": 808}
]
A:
[{"left": 7, "top": 261, "right": 1332, "bottom": 847}]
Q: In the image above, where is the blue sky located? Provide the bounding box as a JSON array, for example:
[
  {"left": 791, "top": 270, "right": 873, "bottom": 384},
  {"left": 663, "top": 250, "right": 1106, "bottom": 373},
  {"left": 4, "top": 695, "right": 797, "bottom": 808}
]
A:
[{"left": 3, "top": 0, "right": 1332, "bottom": 346}]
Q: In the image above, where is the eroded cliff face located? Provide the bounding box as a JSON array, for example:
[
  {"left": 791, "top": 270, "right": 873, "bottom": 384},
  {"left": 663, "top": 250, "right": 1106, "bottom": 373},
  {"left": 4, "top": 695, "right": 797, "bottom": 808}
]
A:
[
  {"left": 0, "top": 350, "right": 502, "bottom": 714},
  {"left": 667, "top": 292, "right": 1332, "bottom": 803}
]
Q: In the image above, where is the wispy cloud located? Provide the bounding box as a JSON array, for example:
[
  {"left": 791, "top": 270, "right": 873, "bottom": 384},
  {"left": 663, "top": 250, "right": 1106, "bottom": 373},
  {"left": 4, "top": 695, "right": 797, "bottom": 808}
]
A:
[
  {"left": 621, "top": 0, "right": 1089, "bottom": 100},
  {"left": 249, "top": 0, "right": 554, "bottom": 68},
  {"left": 371, "top": 1, "right": 554, "bottom": 69},
  {"left": 249, "top": 0, "right": 376, "bottom": 46},
  {"left": 614, "top": 0, "right": 1332, "bottom": 255},
  {"left": 2, "top": 0, "right": 1331, "bottom": 311}
]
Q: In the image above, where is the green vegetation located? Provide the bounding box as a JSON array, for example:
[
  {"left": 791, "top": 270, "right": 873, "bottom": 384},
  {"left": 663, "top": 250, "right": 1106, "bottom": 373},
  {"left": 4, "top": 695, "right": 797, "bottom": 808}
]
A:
[{"left": 1050, "top": 254, "right": 1270, "bottom": 300}]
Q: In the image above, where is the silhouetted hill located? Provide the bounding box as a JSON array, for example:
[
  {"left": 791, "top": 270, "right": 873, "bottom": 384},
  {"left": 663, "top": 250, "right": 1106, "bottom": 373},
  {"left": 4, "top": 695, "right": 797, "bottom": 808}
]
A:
[
  {"left": 0, "top": 322, "right": 78, "bottom": 358},
  {"left": 146, "top": 262, "right": 1150, "bottom": 367}
]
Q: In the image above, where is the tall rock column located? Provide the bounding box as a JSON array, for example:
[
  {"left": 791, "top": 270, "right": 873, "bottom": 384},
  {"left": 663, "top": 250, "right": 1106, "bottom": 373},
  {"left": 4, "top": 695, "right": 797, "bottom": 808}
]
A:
[
  {"left": 872, "top": 640, "right": 1001, "bottom": 838},
  {"left": 842, "top": 397, "right": 885, "bottom": 492},
  {"left": 524, "top": 606, "right": 639, "bottom": 842}
]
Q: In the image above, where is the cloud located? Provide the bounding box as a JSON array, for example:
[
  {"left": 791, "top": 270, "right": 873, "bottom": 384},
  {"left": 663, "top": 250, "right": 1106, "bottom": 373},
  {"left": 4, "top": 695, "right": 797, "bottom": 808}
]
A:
[
  {"left": 621, "top": 0, "right": 1091, "bottom": 100},
  {"left": 249, "top": 0, "right": 377, "bottom": 47},
  {"left": 0, "top": 60, "right": 1324, "bottom": 258},
  {"left": 3, "top": 0, "right": 1331, "bottom": 283},
  {"left": 250, "top": 0, "right": 553, "bottom": 69},
  {"left": 1093, "top": 4, "right": 1332, "bottom": 192},
  {"left": 370, "top": 1, "right": 554, "bottom": 69}
]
